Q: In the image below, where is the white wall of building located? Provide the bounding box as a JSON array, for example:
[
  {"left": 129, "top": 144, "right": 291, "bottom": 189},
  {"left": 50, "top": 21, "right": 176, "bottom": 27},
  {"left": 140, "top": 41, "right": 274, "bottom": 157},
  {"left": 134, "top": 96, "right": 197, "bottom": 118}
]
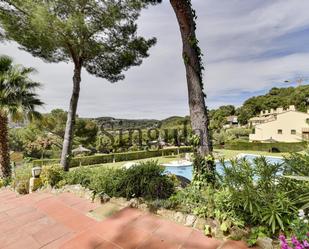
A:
[{"left": 249, "top": 111, "right": 309, "bottom": 142}]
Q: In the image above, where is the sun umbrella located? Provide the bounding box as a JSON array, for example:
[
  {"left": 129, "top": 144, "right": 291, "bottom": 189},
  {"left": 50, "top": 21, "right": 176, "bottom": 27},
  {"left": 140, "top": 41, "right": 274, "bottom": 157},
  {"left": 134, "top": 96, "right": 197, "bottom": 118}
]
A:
[{"left": 72, "top": 145, "right": 91, "bottom": 155}]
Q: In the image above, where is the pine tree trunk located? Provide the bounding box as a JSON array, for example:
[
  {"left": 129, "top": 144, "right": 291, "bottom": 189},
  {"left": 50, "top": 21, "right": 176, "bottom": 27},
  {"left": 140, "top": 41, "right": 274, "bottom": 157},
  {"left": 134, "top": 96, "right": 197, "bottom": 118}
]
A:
[
  {"left": 0, "top": 112, "right": 11, "bottom": 178},
  {"left": 60, "top": 64, "right": 81, "bottom": 171},
  {"left": 170, "top": 0, "right": 212, "bottom": 158}
]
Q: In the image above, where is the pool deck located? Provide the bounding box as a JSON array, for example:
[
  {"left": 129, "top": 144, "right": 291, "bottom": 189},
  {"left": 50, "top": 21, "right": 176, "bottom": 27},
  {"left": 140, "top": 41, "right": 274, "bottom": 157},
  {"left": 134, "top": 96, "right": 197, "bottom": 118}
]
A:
[{"left": 0, "top": 189, "right": 252, "bottom": 249}]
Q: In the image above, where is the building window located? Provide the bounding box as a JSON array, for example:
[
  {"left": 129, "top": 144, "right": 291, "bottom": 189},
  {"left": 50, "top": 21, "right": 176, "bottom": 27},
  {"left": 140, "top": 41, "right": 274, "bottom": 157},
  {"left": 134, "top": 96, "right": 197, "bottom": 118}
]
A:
[
  {"left": 291, "top": 130, "right": 296, "bottom": 135},
  {"left": 278, "top": 129, "right": 283, "bottom": 134}
]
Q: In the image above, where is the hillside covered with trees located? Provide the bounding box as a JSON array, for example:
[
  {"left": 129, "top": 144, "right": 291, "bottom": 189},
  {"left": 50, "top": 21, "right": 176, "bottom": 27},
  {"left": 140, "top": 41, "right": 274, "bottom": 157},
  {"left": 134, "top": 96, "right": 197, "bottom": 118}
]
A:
[{"left": 237, "top": 85, "right": 309, "bottom": 124}]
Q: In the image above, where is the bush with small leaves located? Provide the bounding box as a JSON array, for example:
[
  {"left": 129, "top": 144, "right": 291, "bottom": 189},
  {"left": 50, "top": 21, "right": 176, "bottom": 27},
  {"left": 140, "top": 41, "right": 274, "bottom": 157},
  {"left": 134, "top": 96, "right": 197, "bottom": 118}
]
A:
[
  {"left": 11, "top": 164, "right": 32, "bottom": 194},
  {"left": 40, "top": 164, "right": 64, "bottom": 187}
]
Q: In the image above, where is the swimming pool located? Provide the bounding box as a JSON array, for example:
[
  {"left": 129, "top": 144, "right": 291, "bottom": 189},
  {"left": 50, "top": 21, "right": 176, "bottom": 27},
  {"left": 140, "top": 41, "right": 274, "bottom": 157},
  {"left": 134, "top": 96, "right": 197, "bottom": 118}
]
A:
[{"left": 163, "top": 154, "right": 284, "bottom": 181}]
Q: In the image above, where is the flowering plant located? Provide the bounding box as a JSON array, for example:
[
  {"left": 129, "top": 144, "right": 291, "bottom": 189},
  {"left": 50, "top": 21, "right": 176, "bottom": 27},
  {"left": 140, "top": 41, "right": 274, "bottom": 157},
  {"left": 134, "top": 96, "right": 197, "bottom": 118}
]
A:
[
  {"left": 280, "top": 210, "right": 309, "bottom": 249},
  {"left": 291, "top": 210, "right": 309, "bottom": 241},
  {"left": 279, "top": 234, "right": 309, "bottom": 249}
]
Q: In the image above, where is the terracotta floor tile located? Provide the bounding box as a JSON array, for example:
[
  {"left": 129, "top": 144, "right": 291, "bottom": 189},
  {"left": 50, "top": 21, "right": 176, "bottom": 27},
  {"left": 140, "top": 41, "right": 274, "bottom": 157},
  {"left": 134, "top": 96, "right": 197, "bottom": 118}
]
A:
[
  {"left": 0, "top": 219, "right": 19, "bottom": 233},
  {"left": 130, "top": 214, "right": 162, "bottom": 233},
  {"left": 40, "top": 232, "right": 76, "bottom": 249},
  {"left": 0, "top": 203, "right": 17, "bottom": 213},
  {"left": 21, "top": 192, "right": 53, "bottom": 203},
  {"left": 0, "top": 212, "right": 9, "bottom": 223},
  {"left": 137, "top": 235, "right": 181, "bottom": 249},
  {"left": 23, "top": 216, "right": 56, "bottom": 235},
  {"left": 60, "top": 231, "right": 106, "bottom": 249},
  {"left": 91, "top": 218, "right": 128, "bottom": 241},
  {"left": 0, "top": 189, "right": 231, "bottom": 249},
  {"left": 108, "top": 225, "right": 152, "bottom": 249},
  {"left": 35, "top": 197, "right": 67, "bottom": 213},
  {"left": 181, "top": 230, "right": 221, "bottom": 249},
  {"left": 110, "top": 208, "right": 143, "bottom": 224},
  {"left": 6, "top": 205, "right": 36, "bottom": 217},
  {"left": 218, "top": 240, "right": 249, "bottom": 249},
  {"left": 32, "top": 223, "right": 71, "bottom": 246},
  {"left": 57, "top": 192, "right": 84, "bottom": 206},
  {"left": 0, "top": 227, "right": 28, "bottom": 247},
  {"left": 2, "top": 234, "right": 40, "bottom": 249},
  {"left": 92, "top": 210, "right": 142, "bottom": 237},
  {"left": 95, "top": 240, "right": 122, "bottom": 249},
  {"left": 72, "top": 201, "right": 98, "bottom": 214},
  {"left": 154, "top": 219, "right": 193, "bottom": 245},
  {"left": 14, "top": 210, "right": 45, "bottom": 226},
  {"left": 59, "top": 212, "right": 97, "bottom": 232}
]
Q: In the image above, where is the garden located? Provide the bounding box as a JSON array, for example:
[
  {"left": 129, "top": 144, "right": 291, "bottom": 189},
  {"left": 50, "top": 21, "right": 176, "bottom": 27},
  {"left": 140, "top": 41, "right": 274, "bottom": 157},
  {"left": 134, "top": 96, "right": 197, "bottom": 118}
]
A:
[{"left": 2, "top": 150, "right": 308, "bottom": 249}]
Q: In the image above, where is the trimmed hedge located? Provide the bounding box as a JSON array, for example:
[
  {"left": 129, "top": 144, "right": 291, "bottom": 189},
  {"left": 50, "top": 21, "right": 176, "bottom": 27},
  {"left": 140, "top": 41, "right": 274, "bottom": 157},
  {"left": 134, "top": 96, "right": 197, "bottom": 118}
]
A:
[
  {"left": 32, "top": 146, "right": 192, "bottom": 168},
  {"left": 223, "top": 141, "right": 306, "bottom": 152}
]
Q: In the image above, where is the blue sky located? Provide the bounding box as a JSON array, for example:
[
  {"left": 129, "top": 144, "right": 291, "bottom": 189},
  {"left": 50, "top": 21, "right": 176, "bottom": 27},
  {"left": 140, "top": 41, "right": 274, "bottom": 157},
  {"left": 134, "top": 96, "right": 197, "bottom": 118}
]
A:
[{"left": 1, "top": 0, "right": 309, "bottom": 119}]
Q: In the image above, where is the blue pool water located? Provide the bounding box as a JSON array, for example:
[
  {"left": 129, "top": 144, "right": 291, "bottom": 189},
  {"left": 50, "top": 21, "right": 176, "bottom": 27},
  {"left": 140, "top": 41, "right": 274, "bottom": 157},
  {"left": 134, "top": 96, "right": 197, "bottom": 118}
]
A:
[{"left": 163, "top": 154, "right": 284, "bottom": 181}]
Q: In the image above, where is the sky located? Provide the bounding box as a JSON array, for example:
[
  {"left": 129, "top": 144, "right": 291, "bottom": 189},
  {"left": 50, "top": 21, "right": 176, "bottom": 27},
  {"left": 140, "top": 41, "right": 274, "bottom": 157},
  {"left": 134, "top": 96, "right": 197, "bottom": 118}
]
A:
[{"left": 1, "top": 0, "right": 309, "bottom": 119}]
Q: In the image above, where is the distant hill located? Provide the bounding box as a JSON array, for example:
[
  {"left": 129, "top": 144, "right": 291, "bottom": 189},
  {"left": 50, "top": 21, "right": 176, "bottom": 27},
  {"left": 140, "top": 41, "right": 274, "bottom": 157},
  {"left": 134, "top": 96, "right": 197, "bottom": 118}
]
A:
[
  {"left": 94, "top": 117, "right": 160, "bottom": 130},
  {"left": 93, "top": 116, "right": 191, "bottom": 131},
  {"left": 160, "top": 116, "right": 190, "bottom": 130}
]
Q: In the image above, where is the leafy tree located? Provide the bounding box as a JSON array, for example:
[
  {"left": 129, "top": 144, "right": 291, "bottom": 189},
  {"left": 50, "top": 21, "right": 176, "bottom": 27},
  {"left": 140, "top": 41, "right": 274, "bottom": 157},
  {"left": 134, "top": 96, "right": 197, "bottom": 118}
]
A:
[
  {"left": 0, "top": 55, "right": 43, "bottom": 177},
  {"left": 75, "top": 118, "right": 98, "bottom": 147},
  {"left": 31, "top": 108, "right": 98, "bottom": 149},
  {"left": 0, "top": 0, "right": 160, "bottom": 170},
  {"left": 209, "top": 105, "right": 236, "bottom": 131},
  {"left": 37, "top": 109, "right": 68, "bottom": 139},
  {"left": 170, "top": 0, "right": 214, "bottom": 179}
]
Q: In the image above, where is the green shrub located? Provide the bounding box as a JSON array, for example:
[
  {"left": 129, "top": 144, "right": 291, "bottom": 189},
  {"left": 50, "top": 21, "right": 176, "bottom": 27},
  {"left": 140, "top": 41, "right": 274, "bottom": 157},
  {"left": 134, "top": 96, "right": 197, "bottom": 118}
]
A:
[
  {"left": 64, "top": 167, "right": 94, "bottom": 187},
  {"left": 64, "top": 160, "right": 175, "bottom": 200},
  {"left": 40, "top": 164, "right": 64, "bottom": 187},
  {"left": 32, "top": 158, "right": 60, "bottom": 167},
  {"left": 167, "top": 184, "right": 209, "bottom": 213},
  {"left": 11, "top": 164, "right": 32, "bottom": 194},
  {"left": 165, "top": 154, "right": 309, "bottom": 236},
  {"left": 120, "top": 160, "right": 175, "bottom": 200},
  {"left": 0, "top": 177, "right": 11, "bottom": 187},
  {"left": 218, "top": 157, "right": 304, "bottom": 234},
  {"left": 88, "top": 167, "right": 126, "bottom": 197},
  {"left": 223, "top": 141, "right": 306, "bottom": 152},
  {"left": 32, "top": 146, "right": 192, "bottom": 168},
  {"left": 284, "top": 153, "right": 309, "bottom": 175}
]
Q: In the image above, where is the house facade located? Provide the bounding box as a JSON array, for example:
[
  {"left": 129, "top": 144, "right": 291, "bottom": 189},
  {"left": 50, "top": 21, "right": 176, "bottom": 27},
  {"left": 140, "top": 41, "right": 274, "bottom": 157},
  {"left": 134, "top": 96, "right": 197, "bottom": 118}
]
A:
[
  {"left": 223, "top": 116, "right": 239, "bottom": 128},
  {"left": 249, "top": 108, "right": 309, "bottom": 143}
]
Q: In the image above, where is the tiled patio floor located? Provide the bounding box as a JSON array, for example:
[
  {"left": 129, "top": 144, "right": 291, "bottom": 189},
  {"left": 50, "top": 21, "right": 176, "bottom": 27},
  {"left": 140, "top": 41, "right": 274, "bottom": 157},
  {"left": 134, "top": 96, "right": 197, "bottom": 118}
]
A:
[{"left": 0, "top": 189, "right": 250, "bottom": 249}]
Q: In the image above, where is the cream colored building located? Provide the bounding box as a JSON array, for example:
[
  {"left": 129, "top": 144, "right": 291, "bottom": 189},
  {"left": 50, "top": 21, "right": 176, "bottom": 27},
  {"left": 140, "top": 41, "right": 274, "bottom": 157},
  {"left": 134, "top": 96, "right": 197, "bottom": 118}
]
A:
[{"left": 249, "top": 107, "right": 309, "bottom": 142}]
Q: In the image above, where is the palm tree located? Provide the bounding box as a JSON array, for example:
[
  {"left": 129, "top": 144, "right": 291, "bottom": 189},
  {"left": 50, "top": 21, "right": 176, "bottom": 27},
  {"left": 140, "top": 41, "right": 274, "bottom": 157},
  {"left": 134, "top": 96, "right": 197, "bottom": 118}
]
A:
[{"left": 0, "top": 55, "right": 43, "bottom": 178}]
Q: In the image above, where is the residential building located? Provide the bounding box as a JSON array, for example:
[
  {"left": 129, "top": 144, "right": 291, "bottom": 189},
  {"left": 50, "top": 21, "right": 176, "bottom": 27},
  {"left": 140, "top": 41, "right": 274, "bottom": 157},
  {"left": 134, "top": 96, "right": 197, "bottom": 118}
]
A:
[
  {"left": 249, "top": 106, "right": 309, "bottom": 142},
  {"left": 223, "top": 116, "right": 239, "bottom": 128},
  {"left": 249, "top": 106, "right": 296, "bottom": 127}
]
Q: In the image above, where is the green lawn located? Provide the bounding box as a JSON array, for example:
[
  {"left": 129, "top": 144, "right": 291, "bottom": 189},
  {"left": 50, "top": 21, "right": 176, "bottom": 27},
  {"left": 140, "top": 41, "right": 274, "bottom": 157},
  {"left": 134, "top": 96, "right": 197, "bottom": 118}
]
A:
[{"left": 214, "top": 149, "right": 291, "bottom": 160}]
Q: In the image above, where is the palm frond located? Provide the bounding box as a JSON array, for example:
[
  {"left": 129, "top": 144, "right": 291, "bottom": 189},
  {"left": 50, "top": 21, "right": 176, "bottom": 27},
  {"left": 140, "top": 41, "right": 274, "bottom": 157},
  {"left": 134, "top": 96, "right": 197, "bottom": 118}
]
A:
[{"left": 0, "top": 55, "right": 43, "bottom": 120}]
